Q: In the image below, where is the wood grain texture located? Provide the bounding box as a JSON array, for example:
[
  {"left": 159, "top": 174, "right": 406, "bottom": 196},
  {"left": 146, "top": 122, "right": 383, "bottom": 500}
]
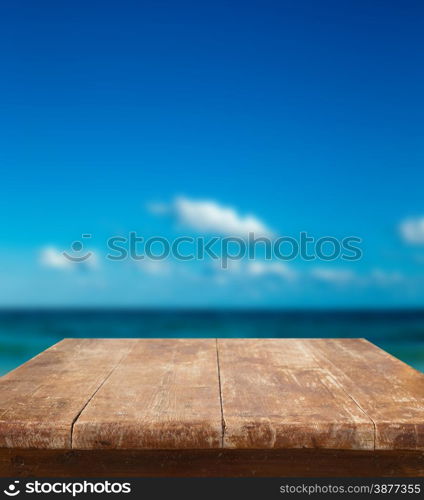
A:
[
  {"left": 72, "top": 339, "right": 222, "bottom": 449},
  {"left": 0, "top": 338, "right": 423, "bottom": 453},
  {"left": 305, "top": 338, "right": 424, "bottom": 450},
  {"left": 0, "top": 339, "right": 136, "bottom": 448},
  {"left": 218, "top": 339, "right": 374, "bottom": 450},
  {"left": 1, "top": 448, "right": 422, "bottom": 477}
]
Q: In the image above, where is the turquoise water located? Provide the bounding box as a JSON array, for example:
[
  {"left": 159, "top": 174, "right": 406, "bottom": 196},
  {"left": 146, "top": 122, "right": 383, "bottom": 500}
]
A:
[{"left": 0, "top": 310, "right": 423, "bottom": 375}]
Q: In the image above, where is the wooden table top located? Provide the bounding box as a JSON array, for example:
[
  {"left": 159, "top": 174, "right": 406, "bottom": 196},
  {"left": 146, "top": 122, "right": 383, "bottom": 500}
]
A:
[{"left": 0, "top": 338, "right": 422, "bottom": 451}]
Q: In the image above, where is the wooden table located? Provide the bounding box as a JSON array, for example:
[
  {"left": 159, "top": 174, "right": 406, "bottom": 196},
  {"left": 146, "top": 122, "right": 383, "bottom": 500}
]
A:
[{"left": 0, "top": 338, "right": 423, "bottom": 477}]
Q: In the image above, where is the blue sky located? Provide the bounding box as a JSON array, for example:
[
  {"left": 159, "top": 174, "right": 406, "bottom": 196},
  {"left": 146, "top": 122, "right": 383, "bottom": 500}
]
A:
[{"left": 1, "top": 0, "right": 424, "bottom": 307}]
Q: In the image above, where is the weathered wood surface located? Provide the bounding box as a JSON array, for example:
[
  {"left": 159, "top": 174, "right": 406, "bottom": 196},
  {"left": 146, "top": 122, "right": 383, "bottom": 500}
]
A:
[
  {"left": 217, "top": 339, "right": 374, "bottom": 449},
  {"left": 0, "top": 339, "right": 136, "bottom": 448},
  {"left": 0, "top": 338, "right": 423, "bottom": 451},
  {"left": 72, "top": 339, "right": 222, "bottom": 449},
  {"left": 309, "top": 338, "right": 424, "bottom": 450}
]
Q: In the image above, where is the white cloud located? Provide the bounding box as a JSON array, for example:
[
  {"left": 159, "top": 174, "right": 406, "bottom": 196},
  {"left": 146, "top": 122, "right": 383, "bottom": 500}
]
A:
[
  {"left": 211, "top": 259, "right": 243, "bottom": 274},
  {"left": 247, "top": 261, "right": 296, "bottom": 280},
  {"left": 87, "top": 252, "right": 99, "bottom": 269},
  {"left": 400, "top": 217, "right": 424, "bottom": 244},
  {"left": 371, "top": 269, "right": 404, "bottom": 286},
  {"left": 149, "top": 196, "right": 273, "bottom": 238},
  {"left": 40, "top": 247, "right": 73, "bottom": 270},
  {"left": 311, "top": 267, "right": 410, "bottom": 289},
  {"left": 311, "top": 267, "right": 356, "bottom": 284},
  {"left": 40, "top": 247, "right": 98, "bottom": 270},
  {"left": 210, "top": 259, "right": 296, "bottom": 284},
  {"left": 138, "top": 259, "right": 172, "bottom": 276},
  {"left": 207, "top": 260, "right": 297, "bottom": 291}
]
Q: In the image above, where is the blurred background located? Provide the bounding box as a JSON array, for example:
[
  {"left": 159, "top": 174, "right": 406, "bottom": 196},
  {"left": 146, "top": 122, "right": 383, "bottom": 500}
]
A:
[{"left": 1, "top": 0, "right": 423, "bottom": 374}]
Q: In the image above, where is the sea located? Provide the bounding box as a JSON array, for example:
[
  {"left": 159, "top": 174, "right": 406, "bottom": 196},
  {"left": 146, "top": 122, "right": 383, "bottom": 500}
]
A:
[{"left": 0, "top": 309, "right": 423, "bottom": 375}]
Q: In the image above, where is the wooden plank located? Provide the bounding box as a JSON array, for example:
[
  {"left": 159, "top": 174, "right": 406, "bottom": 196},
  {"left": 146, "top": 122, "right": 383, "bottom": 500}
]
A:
[
  {"left": 306, "top": 338, "right": 424, "bottom": 450},
  {"left": 217, "top": 338, "right": 318, "bottom": 369},
  {"left": 0, "top": 339, "right": 136, "bottom": 449},
  {"left": 1, "top": 337, "right": 422, "bottom": 454},
  {"left": 1, "top": 448, "right": 422, "bottom": 477},
  {"left": 72, "top": 339, "right": 222, "bottom": 449},
  {"left": 217, "top": 339, "right": 374, "bottom": 450}
]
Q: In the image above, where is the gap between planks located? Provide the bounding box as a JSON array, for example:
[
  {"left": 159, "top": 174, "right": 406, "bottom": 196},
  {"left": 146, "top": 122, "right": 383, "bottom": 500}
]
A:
[
  {"left": 215, "top": 339, "right": 226, "bottom": 448},
  {"left": 70, "top": 342, "right": 138, "bottom": 449},
  {"left": 324, "top": 371, "right": 377, "bottom": 450}
]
